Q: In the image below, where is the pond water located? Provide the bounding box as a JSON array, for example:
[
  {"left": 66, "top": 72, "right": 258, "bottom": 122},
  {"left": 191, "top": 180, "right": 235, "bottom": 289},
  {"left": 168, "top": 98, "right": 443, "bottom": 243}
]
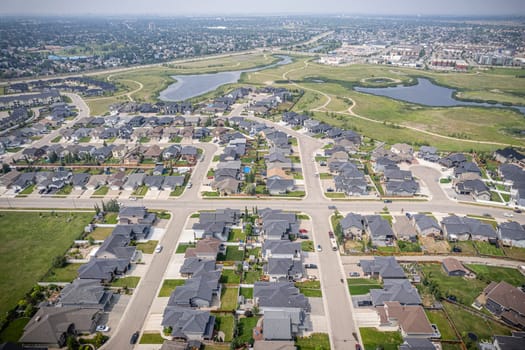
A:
[
  {"left": 159, "top": 55, "right": 292, "bottom": 102},
  {"left": 354, "top": 78, "right": 525, "bottom": 115}
]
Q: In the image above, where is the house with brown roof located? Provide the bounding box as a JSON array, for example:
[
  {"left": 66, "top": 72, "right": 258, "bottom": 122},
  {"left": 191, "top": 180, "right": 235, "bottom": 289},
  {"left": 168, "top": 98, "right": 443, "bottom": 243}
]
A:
[
  {"left": 267, "top": 168, "right": 293, "bottom": 180},
  {"left": 442, "top": 258, "right": 470, "bottom": 277},
  {"left": 483, "top": 281, "right": 525, "bottom": 329},
  {"left": 184, "top": 237, "right": 222, "bottom": 260},
  {"left": 377, "top": 301, "right": 434, "bottom": 337},
  {"left": 144, "top": 145, "right": 162, "bottom": 160}
]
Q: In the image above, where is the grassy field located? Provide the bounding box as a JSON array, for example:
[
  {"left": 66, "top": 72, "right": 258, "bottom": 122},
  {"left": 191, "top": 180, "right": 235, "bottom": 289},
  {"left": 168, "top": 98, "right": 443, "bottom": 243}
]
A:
[
  {"left": 360, "top": 327, "right": 403, "bottom": 350},
  {"left": 41, "top": 263, "right": 82, "bottom": 283},
  {"left": 139, "top": 332, "right": 164, "bottom": 344},
  {"left": 295, "top": 333, "right": 330, "bottom": 350},
  {"left": 294, "top": 280, "right": 322, "bottom": 297},
  {"left": 135, "top": 240, "right": 158, "bottom": 254},
  {"left": 215, "top": 313, "right": 235, "bottom": 342},
  {"left": 239, "top": 287, "right": 253, "bottom": 300},
  {"left": 346, "top": 278, "right": 382, "bottom": 295},
  {"left": 87, "top": 226, "right": 114, "bottom": 240},
  {"left": 425, "top": 310, "right": 458, "bottom": 341},
  {"left": 421, "top": 264, "right": 486, "bottom": 305},
  {"left": 218, "top": 246, "right": 245, "bottom": 262},
  {"left": 220, "top": 269, "right": 241, "bottom": 284},
  {"left": 110, "top": 276, "right": 140, "bottom": 288},
  {"left": 220, "top": 287, "right": 239, "bottom": 310},
  {"left": 465, "top": 264, "right": 525, "bottom": 286},
  {"left": 158, "top": 279, "right": 185, "bottom": 297},
  {"left": 503, "top": 246, "right": 525, "bottom": 260},
  {"left": 235, "top": 316, "right": 259, "bottom": 345},
  {"left": 472, "top": 241, "right": 504, "bottom": 256},
  {"left": 0, "top": 211, "right": 93, "bottom": 323},
  {"left": 0, "top": 317, "right": 30, "bottom": 343}
]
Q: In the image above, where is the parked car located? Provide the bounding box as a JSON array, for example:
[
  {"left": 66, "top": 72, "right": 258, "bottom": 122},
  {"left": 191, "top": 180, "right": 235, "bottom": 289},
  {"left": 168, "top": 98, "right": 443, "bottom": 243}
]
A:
[
  {"left": 299, "top": 234, "right": 309, "bottom": 239},
  {"left": 326, "top": 187, "right": 334, "bottom": 192},
  {"left": 96, "top": 325, "right": 110, "bottom": 332},
  {"left": 129, "top": 196, "right": 137, "bottom": 201},
  {"left": 187, "top": 182, "right": 193, "bottom": 189},
  {"left": 304, "top": 263, "right": 318, "bottom": 269},
  {"left": 328, "top": 231, "right": 334, "bottom": 238},
  {"left": 349, "top": 272, "right": 360, "bottom": 277},
  {"left": 504, "top": 212, "right": 514, "bottom": 218},
  {"left": 155, "top": 244, "right": 163, "bottom": 253},
  {"left": 452, "top": 246, "right": 462, "bottom": 253},
  {"left": 316, "top": 245, "right": 322, "bottom": 252},
  {"left": 130, "top": 331, "right": 139, "bottom": 344},
  {"left": 383, "top": 199, "right": 392, "bottom": 203},
  {"left": 514, "top": 208, "right": 522, "bottom": 213},
  {"left": 357, "top": 300, "right": 373, "bottom": 307},
  {"left": 328, "top": 205, "right": 337, "bottom": 210},
  {"left": 299, "top": 228, "right": 308, "bottom": 233}
]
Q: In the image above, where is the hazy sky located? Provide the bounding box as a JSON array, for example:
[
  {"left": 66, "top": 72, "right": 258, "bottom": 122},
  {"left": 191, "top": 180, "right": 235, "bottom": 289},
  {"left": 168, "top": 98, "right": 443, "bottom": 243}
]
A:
[{"left": 1, "top": 0, "right": 523, "bottom": 16}]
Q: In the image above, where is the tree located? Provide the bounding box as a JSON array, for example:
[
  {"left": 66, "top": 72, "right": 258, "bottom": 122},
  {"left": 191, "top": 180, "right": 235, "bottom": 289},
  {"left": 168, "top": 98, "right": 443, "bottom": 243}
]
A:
[
  {"left": 2, "top": 163, "right": 11, "bottom": 174},
  {"left": 66, "top": 335, "right": 79, "bottom": 350},
  {"left": 52, "top": 255, "right": 67, "bottom": 268},
  {"left": 94, "top": 332, "right": 108, "bottom": 348}
]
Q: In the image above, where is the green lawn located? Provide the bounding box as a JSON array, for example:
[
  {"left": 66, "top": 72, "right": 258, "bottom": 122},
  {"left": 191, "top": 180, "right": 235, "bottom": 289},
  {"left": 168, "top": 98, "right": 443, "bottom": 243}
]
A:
[
  {"left": 453, "top": 241, "right": 478, "bottom": 255},
  {"left": 346, "top": 278, "right": 382, "bottom": 295},
  {"left": 175, "top": 243, "right": 195, "bottom": 254},
  {"left": 215, "top": 314, "right": 235, "bottom": 342},
  {"left": 220, "top": 287, "right": 239, "bottom": 310},
  {"left": 139, "top": 332, "right": 164, "bottom": 344},
  {"left": 295, "top": 281, "right": 322, "bottom": 297},
  {"left": 425, "top": 310, "right": 458, "bottom": 341},
  {"left": 158, "top": 279, "right": 185, "bottom": 297},
  {"left": 220, "top": 269, "right": 241, "bottom": 284},
  {"left": 242, "top": 270, "right": 262, "bottom": 284},
  {"left": 228, "top": 228, "right": 247, "bottom": 242},
  {"left": 16, "top": 184, "right": 35, "bottom": 196},
  {"left": 301, "top": 240, "right": 314, "bottom": 252},
  {"left": 51, "top": 135, "right": 62, "bottom": 143},
  {"left": 360, "top": 327, "right": 403, "bottom": 350},
  {"left": 235, "top": 316, "right": 259, "bottom": 345},
  {"left": 472, "top": 241, "right": 504, "bottom": 256},
  {"left": 135, "top": 240, "right": 158, "bottom": 254},
  {"left": 444, "top": 302, "right": 511, "bottom": 347},
  {"left": 41, "top": 263, "right": 82, "bottom": 283},
  {"left": 170, "top": 186, "right": 185, "bottom": 197},
  {"left": 398, "top": 240, "right": 422, "bottom": 252},
  {"left": 420, "top": 264, "right": 486, "bottom": 305},
  {"left": 465, "top": 264, "right": 525, "bottom": 286},
  {"left": 295, "top": 333, "right": 330, "bottom": 350},
  {"left": 110, "top": 276, "right": 140, "bottom": 289},
  {"left": 56, "top": 184, "right": 73, "bottom": 195},
  {"left": 218, "top": 246, "right": 245, "bottom": 262},
  {"left": 92, "top": 186, "right": 109, "bottom": 196},
  {"left": 319, "top": 173, "right": 333, "bottom": 179},
  {"left": 0, "top": 317, "right": 30, "bottom": 343},
  {"left": 0, "top": 211, "right": 93, "bottom": 324},
  {"left": 503, "top": 246, "right": 525, "bottom": 260},
  {"left": 239, "top": 287, "right": 253, "bottom": 299},
  {"left": 87, "top": 226, "right": 114, "bottom": 240},
  {"left": 104, "top": 212, "right": 118, "bottom": 224},
  {"left": 132, "top": 185, "right": 148, "bottom": 196}
]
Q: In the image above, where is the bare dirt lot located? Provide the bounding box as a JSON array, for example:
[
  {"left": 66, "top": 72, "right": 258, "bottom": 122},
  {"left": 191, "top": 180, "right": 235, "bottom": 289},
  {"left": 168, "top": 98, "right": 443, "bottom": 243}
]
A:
[{"left": 420, "top": 236, "right": 450, "bottom": 254}]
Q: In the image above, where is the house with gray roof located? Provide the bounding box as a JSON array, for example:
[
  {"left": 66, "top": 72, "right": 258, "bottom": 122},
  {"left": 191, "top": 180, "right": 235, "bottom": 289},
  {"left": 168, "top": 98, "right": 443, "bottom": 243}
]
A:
[
  {"left": 118, "top": 206, "right": 156, "bottom": 225},
  {"left": 123, "top": 172, "right": 146, "bottom": 191},
  {"left": 360, "top": 256, "right": 406, "bottom": 280},
  {"left": 20, "top": 307, "right": 102, "bottom": 348},
  {"left": 365, "top": 215, "right": 396, "bottom": 246},
  {"left": 264, "top": 258, "right": 304, "bottom": 282},
  {"left": 370, "top": 279, "right": 422, "bottom": 306},
  {"left": 499, "top": 222, "right": 525, "bottom": 248},
  {"left": 71, "top": 173, "right": 90, "bottom": 190},
  {"left": 412, "top": 214, "right": 442, "bottom": 237},
  {"left": 399, "top": 338, "right": 437, "bottom": 350},
  {"left": 385, "top": 179, "right": 419, "bottom": 196},
  {"left": 263, "top": 310, "right": 294, "bottom": 340},
  {"left": 340, "top": 213, "right": 365, "bottom": 240},
  {"left": 168, "top": 270, "right": 221, "bottom": 308},
  {"left": 180, "top": 258, "right": 217, "bottom": 278},
  {"left": 77, "top": 259, "right": 129, "bottom": 282},
  {"left": 57, "top": 279, "right": 113, "bottom": 310},
  {"left": 162, "top": 176, "right": 186, "bottom": 191},
  {"left": 266, "top": 178, "right": 295, "bottom": 195},
  {"left": 112, "top": 224, "right": 150, "bottom": 241},
  {"left": 418, "top": 146, "right": 439, "bottom": 162},
  {"left": 144, "top": 175, "right": 165, "bottom": 191},
  {"left": 161, "top": 307, "right": 215, "bottom": 341},
  {"left": 259, "top": 209, "right": 299, "bottom": 240},
  {"left": 455, "top": 179, "right": 490, "bottom": 201},
  {"left": 262, "top": 241, "right": 302, "bottom": 260},
  {"left": 94, "top": 234, "right": 136, "bottom": 261},
  {"left": 442, "top": 215, "right": 497, "bottom": 241}
]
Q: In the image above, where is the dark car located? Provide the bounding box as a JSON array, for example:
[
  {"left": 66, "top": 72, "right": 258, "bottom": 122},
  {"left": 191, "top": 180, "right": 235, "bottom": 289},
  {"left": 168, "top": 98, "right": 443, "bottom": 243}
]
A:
[
  {"left": 130, "top": 331, "right": 139, "bottom": 344},
  {"left": 304, "top": 263, "right": 318, "bottom": 269},
  {"left": 383, "top": 199, "right": 392, "bottom": 203},
  {"left": 299, "top": 234, "right": 309, "bottom": 239},
  {"left": 452, "top": 246, "right": 462, "bottom": 253},
  {"left": 357, "top": 300, "right": 373, "bottom": 307},
  {"left": 514, "top": 208, "right": 523, "bottom": 213},
  {"left": 447, "top": 295, "right": 457, "bottom": 302}
]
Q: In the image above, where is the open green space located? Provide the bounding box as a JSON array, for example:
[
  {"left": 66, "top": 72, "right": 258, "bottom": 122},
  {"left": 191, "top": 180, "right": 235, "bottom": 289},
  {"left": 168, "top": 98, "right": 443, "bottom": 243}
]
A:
[
  {"left": 420, "top": 264, "right": 486, "bottom": 305},
  {"left": 235, "top": 316, "right": 259, "bottom": 345},
  {"left": 242, "top": 270, "right": 262, "bottom": 284},
  {"left": 215, "top": 313, "right": 235, "bottom": 342},
  {"left": 228, "top": 228, "right": 247, "bottom": 242},
  {"left": 360, "top": 327, "right": 403, "bottom": 350},
  {"left": 135, "top": 240, "right": 159, "bottom": 254},
  {"left": 301, "top": 240, "right": 314, "bottom": 252},
  {"left": 346, "top": 278, "right": 382, "bottom": 295},
  {"left": 218, "top": 246, "right": 245, "bottom": 262},
  {"left": 295, "top": 333, "right": 330, "bottom": 350},
  {"left": 472, "top": 241, "right": 504, "bottom": 256},
  {"left": 239, "top": 287, "right": 253, "bottom": 300},
  {"left": 158, "top": 279, "right": 185, "bottom": 297},
  {"left": 503, "top": 246, "right": 525, "bottom": 260},
  {"left": 397, "top": 240, "right": 422, "bottom": 252},
  {"left": 425, "top": 310, "right": 458, "bottom": 341},
  {"left": 0, "top": 211, "right": 93, "bottom": 324},
  {"left": 452, "top": 241, "right": 478, "bottom": 255},
  {"left": 443, "top": 302, "right": 511, "bottom": 348},
  {"left": 110, "top": 276, "right": 140, "bottom": 288},
  {"left": 16, "top": 184, "right": 35, "bottom": 197},
  {"left": 139, "top": 332, "right": 164, "bottom": 344},
  {"left": 466, "top": 264, "right": 525, "bottom": 286},
  {"left": 41, "top": 263, "right": 82, "bottom": 283},
  {"left": 220, "top": 287, "right": 239, "bottom": 310},
  {"left": 220, "top": 269, "right": 241, "bottom": 284},
  {"left": 0, "top": 317, "right": 30, "bottom": 343},
  {"left": 87, "top": 226, "right": 114, "bottom": 240}
]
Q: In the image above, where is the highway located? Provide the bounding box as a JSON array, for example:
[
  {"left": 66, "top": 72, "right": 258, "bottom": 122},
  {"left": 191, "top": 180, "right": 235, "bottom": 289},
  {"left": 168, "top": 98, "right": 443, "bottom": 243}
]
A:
[{"left": 1, "top": 100, "right": 524, "bottom": 350}]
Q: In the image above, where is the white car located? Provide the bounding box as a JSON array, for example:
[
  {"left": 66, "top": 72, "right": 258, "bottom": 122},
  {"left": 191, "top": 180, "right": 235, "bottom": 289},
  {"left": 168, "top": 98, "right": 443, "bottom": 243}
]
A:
[
  {"left": 129, "top": 197, "right": 137, "bottom": 201},
  {"left": 316, "top": 244, "right": 322, "bottom": 252},
  {"left": 503, "top": 212, "right": 514, "bottom": 218},
  {"left": 96, "top": 325, "right": 110, "bottom": 332},
  {"left": 155, "top": 244, "right": 163, "bottom": 253}
]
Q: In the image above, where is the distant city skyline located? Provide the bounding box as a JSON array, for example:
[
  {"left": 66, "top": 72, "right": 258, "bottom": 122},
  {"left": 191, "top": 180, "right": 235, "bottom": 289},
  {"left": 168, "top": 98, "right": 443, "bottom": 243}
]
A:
[{"left": 1, "top": 0, "right": 524, "bottom": 16}]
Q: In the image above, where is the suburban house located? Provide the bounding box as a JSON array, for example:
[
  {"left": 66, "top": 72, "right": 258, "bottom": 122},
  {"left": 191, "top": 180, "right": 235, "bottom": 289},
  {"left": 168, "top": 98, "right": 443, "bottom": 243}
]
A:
[
  {"left": 123, "top": 173, "right": 146, "bottom": 191},
  {"left": 179, "top": 258, "right": 217, "bottom": 278},
  {"left": 393, "top": 216, "right": 418, "bottom": 242},
  {"left": 184, "top": 237, "right": 222, "bottom": 260},
  {"left": 455, "top": 179, "right": 491, "bottom": 201},
  {"left": 93, "top": 234, "right": 137, "bottom": 262},
  {"left": 112, "top": 224, "right": 151, "bottom": 241},
  {"left": 71, "top": 173, "right": 90, "bottom": 190},
  {"left": 20, "top": 307, "right": 102, "bottom": 348},
  {"left": 399, "top": 338, "right": 437, "bottom": 350},
  {"left": 494, "top": 148, "right": 525, "bottom": 165},
  {"left": 144, "top": 175, "right": 165, "bottom": 191},
  {"left": 161, "top": 307, "right": 215, "bottom": 340},
  {"left": 360, "top": 257, "right": 406, "bottom": 280},
  {"left": 442, "top": 258, "right": 470, "bottom": 277},
  {"left": 162, "top": 176, "right": 186, "bottom": 191},
  {"left": 412, "top": 214, "right": 442, "bottom": 238},
  {"left": 262, "top": 241, "right": 302, "bottom": 260},
  {"left": 266, "top": 178, "right": 295, "bottom": 195},
  {"left": 441, "top": 215, "right": 497, "bottom": 241},
  {"left": 490, "top": 333, "right": 525, "bottom": 349},
  {"left": 340, "top": 213, "right": 365, "bottom": 240},
  {"left": 192, "top": 208, "right": 240, "bottom": 241},
  {"left": 264, "top": 258, "right": 304, "bottom": 282},
  {"left": 333, "top": 162, "right": 368, "bottom": 196},
  {"left": 498, "top": 222, "right": 525, "bottom": 248},
  {"left": 118, "top": 206, "right": 157, "bottom": 225},
  {"left": 259, "top": 209, "right": 299, "bottom": 240},
  {"left": 167, "top": 270, "right": 221, "bottom": 308},
  {"left": 253, "top": 282, "right": 311, "bottom": 339},
  {"left": 57, "top": 279, "right": 113, "bottom": 310},
  {"left": 370, "top": 279, "right": 422, "bottom": 306},
  {"left": 439, "top": 153, "right": 467, "bottom": 168},
  {"left": 483, "top": 281, "right": 525, "bottom": 329},
  {"left": 77, "top": 259, "right": 129, "bottom": 282},
  {"left": 365, "top": 215, "right": 396, "bottom": 246},
  {"left": 418, "top": 146, "right": 439, "bottom": 163},
  {"left": 377, "top": 302, "right": 434, "bottom": 338}
]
